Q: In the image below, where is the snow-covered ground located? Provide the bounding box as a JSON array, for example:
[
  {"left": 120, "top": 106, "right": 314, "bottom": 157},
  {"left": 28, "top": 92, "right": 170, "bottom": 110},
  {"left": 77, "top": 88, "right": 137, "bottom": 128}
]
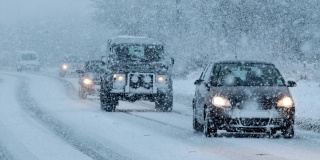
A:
[{"left": 0, "top": 68, "right": 320, "bottom": 160}]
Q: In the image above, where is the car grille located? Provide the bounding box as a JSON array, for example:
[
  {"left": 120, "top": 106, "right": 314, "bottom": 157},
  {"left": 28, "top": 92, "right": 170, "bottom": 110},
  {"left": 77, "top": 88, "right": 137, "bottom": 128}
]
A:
[
  {"left": 129, "top": 74, "right": 153, "bottom": 89},
  {"left": 240, "top": 118, "right": 270, "bottom": 126},
  {"left": 234, "top": 101, "right": 276, "bottom": 110}
]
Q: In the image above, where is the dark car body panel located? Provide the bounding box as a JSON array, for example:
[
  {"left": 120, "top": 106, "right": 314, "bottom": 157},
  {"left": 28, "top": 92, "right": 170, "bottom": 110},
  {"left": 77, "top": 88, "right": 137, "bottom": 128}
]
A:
[{"left": 193, "top": 61, "right": 295, "bottom": 134}]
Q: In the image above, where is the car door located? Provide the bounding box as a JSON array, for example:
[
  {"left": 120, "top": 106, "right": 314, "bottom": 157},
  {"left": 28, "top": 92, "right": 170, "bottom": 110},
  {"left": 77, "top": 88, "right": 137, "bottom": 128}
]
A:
[{"left": 194, "top": 63, "right": 213, "bottom": 124}]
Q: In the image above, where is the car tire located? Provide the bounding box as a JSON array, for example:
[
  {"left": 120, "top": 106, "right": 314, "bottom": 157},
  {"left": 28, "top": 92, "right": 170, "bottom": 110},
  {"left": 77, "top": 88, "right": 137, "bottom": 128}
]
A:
[
  {"left": 203, "top": 114, "right": 217, "bottom": 137},
  {"left": 60, "top": 72, "right": 65, "bottom": 77},
  {"left": 282, "top": 124, "right": 294, "bottom": 139},
  {"left": 193, "top": 103, "right": 203, "bottom": 132},
  {"left": 79, "top": 87, "right": 87, "bottom": 99},
  {"left": 100, "top": 93, "right": 117, "bottom": 112},
  {"left": 155, "top": 93, "right": 173, "bottom": 112}
]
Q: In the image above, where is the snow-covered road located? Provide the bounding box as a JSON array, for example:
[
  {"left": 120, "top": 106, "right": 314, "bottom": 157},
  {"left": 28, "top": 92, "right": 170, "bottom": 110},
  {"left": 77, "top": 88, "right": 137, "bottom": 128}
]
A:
[{"left": 1, "top": 71, "right": 320, "bottom": 160}]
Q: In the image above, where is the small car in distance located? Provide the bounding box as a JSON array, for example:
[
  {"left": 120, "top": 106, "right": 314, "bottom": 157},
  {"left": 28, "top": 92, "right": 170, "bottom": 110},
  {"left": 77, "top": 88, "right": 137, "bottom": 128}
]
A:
[
  {"left": 77, "top": 60, "right": 105, "bottom": 99},
  {"left": 16, "top": 51, "right": 40, "bottom": 72},
  {"left": 193, "top": 61, "right": 296, "bottom": 138},
  {"left": 59, "top": 55, "right": 83, "bottom": 77}
]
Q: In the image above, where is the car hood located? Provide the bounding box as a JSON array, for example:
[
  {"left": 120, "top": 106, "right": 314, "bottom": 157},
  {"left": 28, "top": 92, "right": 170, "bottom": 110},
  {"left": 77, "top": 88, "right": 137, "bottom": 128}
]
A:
[
  {"left": 20, "top": 60, "right": 39, "bottom": 65},
  {"left": 63, "top": 63, "right": 82, "bottom": 69},
  {"left": 210, "top": 86, "right": 292, "bottom": 110},
  {"left": 110, "top": 61, "right": 170, "bottom": 74}
]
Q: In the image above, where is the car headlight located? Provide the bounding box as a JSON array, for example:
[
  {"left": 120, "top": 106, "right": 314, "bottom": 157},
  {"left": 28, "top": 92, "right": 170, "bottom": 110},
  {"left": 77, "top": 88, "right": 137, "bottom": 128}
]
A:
[
  {"left": 83, "top": 78, "right": 93, "bottom": 85},
  {"left": 157, "top": 75, "right": 166, "bottom": 84},
  {"left": 62, "top": 64, "right": 68, "bottom": 70},
  {"left": 212, "top": 96, "right": 231, "bottom": 108},
  {"left": 113, "top": 74, "right": 126, "bottom": 83},
  {"left": 277, "top": 96, "right": 294, "bottom": 108}
]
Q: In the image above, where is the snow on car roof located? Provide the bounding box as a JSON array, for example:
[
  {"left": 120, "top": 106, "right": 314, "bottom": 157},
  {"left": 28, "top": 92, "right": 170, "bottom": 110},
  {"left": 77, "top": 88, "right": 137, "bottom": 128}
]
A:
[
  {"left": 214, "top": 60, "right": 274, "bottom": 65},
  {"left": 109, "top": 36, "right": 163, "bottom": 45},
  {"left": 16, "top": 50, "right": 38, "bottom": 54}
]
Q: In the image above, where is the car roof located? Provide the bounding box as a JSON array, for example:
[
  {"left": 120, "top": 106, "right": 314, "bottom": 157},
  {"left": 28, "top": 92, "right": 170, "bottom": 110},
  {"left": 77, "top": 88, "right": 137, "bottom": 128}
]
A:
[
  {"left": 86, "top": 60, "right": 102, "bottom": 63},
  {"left": 108, "top": 36, "right": 163, "bottom": 46},
  {"left": 17, "top": 50, "right": 37, "bottom": 55},
  {"left": 213, "top": 60, "right": 274, "bottom": 66}
]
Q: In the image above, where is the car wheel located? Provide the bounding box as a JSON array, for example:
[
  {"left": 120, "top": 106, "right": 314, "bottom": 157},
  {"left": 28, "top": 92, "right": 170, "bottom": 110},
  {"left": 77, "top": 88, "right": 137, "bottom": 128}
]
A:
[
  {"left": 282, "top": 124, "right": 294, "bottom": 139},
  {"left": 193, "top": 105, "right": 203, "bottom": 132},
  {"left": 203, "top": 114, "right": 217, "bottom": 137},
  {"left": 79, "top": 87, "right": 87, "bottom": 99},
  {"left": 100, "top": 93, "right": 117, "bottom": 112},
  {"left": 155, "top": 93, "right": 173, "bottom": 112}
]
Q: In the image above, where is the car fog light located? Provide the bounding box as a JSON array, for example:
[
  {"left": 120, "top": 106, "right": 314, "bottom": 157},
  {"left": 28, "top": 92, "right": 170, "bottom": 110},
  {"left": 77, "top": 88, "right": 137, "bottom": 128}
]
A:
[
  {"left": 131, "top": 75, "right": 139, "bottom": 83},
  {"left": 144, "top": 75, "right": 152, "bottom": 83}
]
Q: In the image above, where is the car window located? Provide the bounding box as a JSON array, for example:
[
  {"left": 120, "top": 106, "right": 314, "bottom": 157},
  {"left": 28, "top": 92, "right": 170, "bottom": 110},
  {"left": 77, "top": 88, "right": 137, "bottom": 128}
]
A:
[
  {"left": 211, "top": 63, "right": 285, "bottom": 86},
  {"left": 199, "top": 64, "right": 209, "bottom": 80},
  {"left": 202, "top": 64, "right": 213, "bottom": 82},
  {"left": 85, "top": 61, "right": 104, "bottom": 72}
]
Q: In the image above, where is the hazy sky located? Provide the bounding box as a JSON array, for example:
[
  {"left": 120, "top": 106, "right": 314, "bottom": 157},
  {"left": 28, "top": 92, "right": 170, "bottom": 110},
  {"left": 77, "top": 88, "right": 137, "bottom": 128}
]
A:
[
  {"left": 0, "top": 0, "right": 93, "bottom": 25},
  {"left": 0, "top": 0, "right": 109, "bottom": 66}
]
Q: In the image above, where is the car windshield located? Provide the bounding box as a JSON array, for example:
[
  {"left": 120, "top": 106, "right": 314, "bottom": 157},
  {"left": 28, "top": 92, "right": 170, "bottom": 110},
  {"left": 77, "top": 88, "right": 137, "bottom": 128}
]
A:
[
  {"left": 113, "top": 44, "right": 164, "bottom": 62},
  {"left": 85, "top": 61, "right": 104, "bottom": 72},
  {"left": 21, "top": 54, "right": 37, "bottom": 61},
  {"left": 212, "top": 63, "right": 285, "bottom": 86}
]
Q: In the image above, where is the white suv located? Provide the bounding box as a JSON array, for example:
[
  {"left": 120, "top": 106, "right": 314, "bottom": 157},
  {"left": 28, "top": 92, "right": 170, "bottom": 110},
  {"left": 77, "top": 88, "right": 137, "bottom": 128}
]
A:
[{"left": 16, "top": 51, "right": 40, "bottom": 72}]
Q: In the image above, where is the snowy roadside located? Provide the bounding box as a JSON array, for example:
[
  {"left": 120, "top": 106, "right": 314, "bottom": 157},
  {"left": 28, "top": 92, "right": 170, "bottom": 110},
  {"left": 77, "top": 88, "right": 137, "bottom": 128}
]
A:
[{"left": 291, "top": 81, "right": 320, "bottom": 132}]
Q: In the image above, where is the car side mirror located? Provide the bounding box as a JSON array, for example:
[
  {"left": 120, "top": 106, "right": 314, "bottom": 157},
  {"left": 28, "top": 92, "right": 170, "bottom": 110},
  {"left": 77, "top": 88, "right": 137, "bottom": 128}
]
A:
[
  {"left": 101, "top": 56, "right": 107, "bottom": 64},
  {"left": 205, "top": 83, "right": 211, "bottom": 91},
  {"left": 76, "top": 70, "right": 84, "bottom": 74},
  {"left": 170, "top": 57, "right": 174, "bottom": 66},
  {"left": 287, "top": 80, "right": 297, "bottom": 87},
  {"left": 194, "top": 79, "right": 204, "bottom": 85}
]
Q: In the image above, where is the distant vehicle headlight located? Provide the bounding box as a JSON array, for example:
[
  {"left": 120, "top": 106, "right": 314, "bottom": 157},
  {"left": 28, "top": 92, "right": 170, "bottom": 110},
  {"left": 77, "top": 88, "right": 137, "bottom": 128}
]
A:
[
  {"left": 156, "top": 75, "right": 166, "bottom": 84},
  {"left": 62, "top": 64, "right": 68, "bottom": 70},
  {"left": 83, "top": 78, "right": 93, "bottom": 85},
  {"left": 277, "top": 96, "right": 294, "bottom": 108},
  {"left": 212, "top": 96, "right": 231, "bottom": 108}
]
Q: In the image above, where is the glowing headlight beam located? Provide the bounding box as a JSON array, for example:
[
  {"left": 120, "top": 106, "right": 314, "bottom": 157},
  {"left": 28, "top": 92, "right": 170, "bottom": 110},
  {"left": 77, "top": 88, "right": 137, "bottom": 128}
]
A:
[
  {"left": 83, "top": 79, "right": 92, "bottom": 85},
  {"left": 157, "top": 75, "right": 165, "bottom": 83},
  {"left": 278, "top": 96, "right": 293, "bottom": 108},
  {"left": 118, "top": 75, "right": 124, "bottom": 81},
  {"left": 62, "top": 64, "right": 68, "bottom": 70},
  {"left": 113, "top": 74, "right": 125, "bottom": 83},
  {"left": 212, "top": 96, "right": 231, "bottom": 107}
]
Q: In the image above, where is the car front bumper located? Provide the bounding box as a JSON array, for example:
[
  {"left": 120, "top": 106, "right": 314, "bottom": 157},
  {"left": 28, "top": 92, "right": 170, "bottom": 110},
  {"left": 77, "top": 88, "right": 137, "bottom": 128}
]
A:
[{"left": 207, "top": 107, "right": 294, "bottom": 132}]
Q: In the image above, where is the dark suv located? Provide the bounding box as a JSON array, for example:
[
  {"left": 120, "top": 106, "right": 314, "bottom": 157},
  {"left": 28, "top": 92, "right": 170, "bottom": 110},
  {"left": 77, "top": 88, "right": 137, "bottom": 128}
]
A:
[
  {"left": 77, "top": 60, "right": 105, "bottom": 99},
  {"left": 100, "top": 36, "right": 174, "bottom": 112},
  {"left": 193, "top": 61, "right": 296, "bottom": 138}
]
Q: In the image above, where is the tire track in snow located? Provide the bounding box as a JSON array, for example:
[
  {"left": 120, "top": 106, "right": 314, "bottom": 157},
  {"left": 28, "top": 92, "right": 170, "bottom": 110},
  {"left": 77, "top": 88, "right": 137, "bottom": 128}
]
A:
[
  {"left": 0, "top": 121, "right": 38, "bottom": 160},
  {"left": 0, "top": 141, "right": 14, "bottom": 160},
  {"left": 10, "top": 74, "right": 130, "bottom": 160}
]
